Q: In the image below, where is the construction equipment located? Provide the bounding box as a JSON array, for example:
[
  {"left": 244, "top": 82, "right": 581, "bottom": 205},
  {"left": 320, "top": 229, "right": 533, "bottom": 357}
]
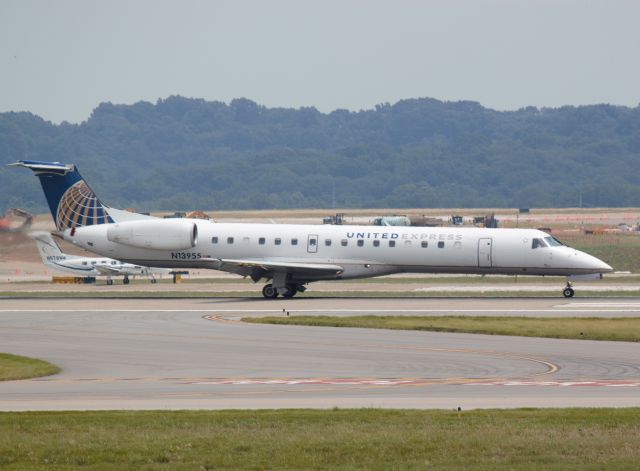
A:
[
  {"left": 473, "top": 213, "right": 499, "bottom": 228},
  {"left": 372, "top": 215, "right": 411, "bottom": 226},
  {"left": 408, "top": 215, "right": 444, "bottom": 227},
  {"left": 323, "top": 213, "right": 346, "bottom": 225},
  {"left": 0, "top": 208, "right": 33, "bottom": 233},
  {"left": 186, "top": 210, "right": 212, "bottom": 220}
]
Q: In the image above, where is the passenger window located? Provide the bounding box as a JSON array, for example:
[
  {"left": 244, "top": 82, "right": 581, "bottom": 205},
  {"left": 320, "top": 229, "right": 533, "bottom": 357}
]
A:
[
  {"left": 259, "top": 237, "right": 265, "bottom": 245},
  {"left": 291, "top": 238, "right": 298, "bottom": 246},
  {"left": 227, "top": 237, "right": 234, "bottom": 244},
  {"left": 421, "top": 241, "right": 428, "bottom": 248},
  {"left": 389, "top": 240, "right": 396, "bottom": 247},
  {"left": 438, "top": 241, "right": 445, "bottom": 248},
  {"left": 211, "top": 236, "right": 218, "bottom": 244},
  {"left": 275, "top": 238, "right": 281, "bottom": 245},
  {"left": 373, "top": 240, "right": 380, "bottom": 247},
  {"left": 357, "top": 240, "right": 364, "bottom": 247},
  {"left": 82, "top": 261, "right": 87, "bottom": 266},
  {"left": 91, "top": 261, "right": 96, "bottom": 265},
  {"left": 341, "top": 239, "right": 348, "bottom": 247},
  {"left": 325, "top": 239, "right": 332, "bottom": 246},
  {"left": 111, "top": 261, "right": 116, "bottom": 265}
]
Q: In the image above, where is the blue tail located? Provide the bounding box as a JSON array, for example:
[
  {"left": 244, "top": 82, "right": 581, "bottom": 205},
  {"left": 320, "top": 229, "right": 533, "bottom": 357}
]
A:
[{"left": 10, "top": 160, "right": 114, "bottom": 230}]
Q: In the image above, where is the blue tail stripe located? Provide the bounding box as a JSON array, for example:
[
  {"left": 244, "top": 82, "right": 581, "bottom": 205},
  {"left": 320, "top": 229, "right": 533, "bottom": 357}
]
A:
[{"left": 12, "top": 160, "right": 111, "bottom": 230}]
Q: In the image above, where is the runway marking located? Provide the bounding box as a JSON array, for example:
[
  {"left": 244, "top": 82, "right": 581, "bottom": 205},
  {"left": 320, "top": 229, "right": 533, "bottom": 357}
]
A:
[
  {"left": 23, "top": 375, "right": 640, "bottom": 388},
  {"left": 464, "top": 380, "right": 640, "bottom": 387},
  {"left": 0, "top": 309, "right": 241, "bottom": 313},
  {"left": 203, "top": 314, "right": 242, "bottom": 324},
  {"left": 190, "top": 378, "right": 640, "bottom": 388},
  {"left": 193, "top": 378, "right": 420, "bottom": 386},
  {"left": 555, "top": 303, "right": 640, "bottom": 308}
]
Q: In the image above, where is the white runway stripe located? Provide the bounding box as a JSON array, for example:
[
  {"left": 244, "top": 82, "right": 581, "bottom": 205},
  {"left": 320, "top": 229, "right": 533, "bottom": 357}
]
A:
[{"left": 556, "top": 303, "right": 640, "bottom": 307}]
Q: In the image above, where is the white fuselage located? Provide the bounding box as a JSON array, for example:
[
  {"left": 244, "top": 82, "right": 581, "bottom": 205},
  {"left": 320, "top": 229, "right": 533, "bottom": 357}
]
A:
[
  {"left": 41, "top": 253, "right": 169, "bottom": 278},
  {"left": 64, "top": 220, "right": 612, "bottom": 282}
]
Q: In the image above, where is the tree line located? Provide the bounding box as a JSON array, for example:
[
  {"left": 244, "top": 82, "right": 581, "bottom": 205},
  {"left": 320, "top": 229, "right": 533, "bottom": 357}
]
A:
[{"left": 1, "top": 96, "right": 639, "bottom": 213}]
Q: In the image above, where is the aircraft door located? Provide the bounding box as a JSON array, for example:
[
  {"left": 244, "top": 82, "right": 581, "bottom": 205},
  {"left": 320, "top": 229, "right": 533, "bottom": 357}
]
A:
[
  {"left": 307, "top": 234, "right": 319, "bottom": 253},
  {"left": 478, "top": 238, "right": 492, "bottom": 268}
]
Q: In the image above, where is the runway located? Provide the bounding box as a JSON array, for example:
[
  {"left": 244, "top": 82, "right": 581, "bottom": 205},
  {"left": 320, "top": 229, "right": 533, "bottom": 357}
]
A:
[{"left": 1, "top": 297, "right": 639, "bottom": 410}]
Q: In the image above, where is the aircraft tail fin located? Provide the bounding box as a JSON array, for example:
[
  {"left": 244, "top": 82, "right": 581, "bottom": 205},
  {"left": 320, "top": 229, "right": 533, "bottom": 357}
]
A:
[
  {"left": 10, "top": 160, "right": 153, "bottom": 230},
  {"left": 32, "top": 232, "right": 71, "bottom": 265},
  {"left": 10, "top": 161, "right": 114, "bottom": 231}
]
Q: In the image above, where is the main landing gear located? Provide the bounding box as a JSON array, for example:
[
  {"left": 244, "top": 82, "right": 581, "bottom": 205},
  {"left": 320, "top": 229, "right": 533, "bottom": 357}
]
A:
[
  {"left": 562, "top": 281, "right": 575, "bottom": 298},
  {"left": 262, "top": 283, "right": 305, "bottom": 299}
]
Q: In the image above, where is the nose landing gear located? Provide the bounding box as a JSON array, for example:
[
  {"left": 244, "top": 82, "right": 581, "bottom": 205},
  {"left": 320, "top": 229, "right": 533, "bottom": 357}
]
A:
[{"left": 562, "top": 281, "right": 575, "bottom": 298}]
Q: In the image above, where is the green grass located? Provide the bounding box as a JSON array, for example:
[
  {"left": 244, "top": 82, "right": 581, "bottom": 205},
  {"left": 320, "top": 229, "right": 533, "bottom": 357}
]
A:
[
  {"left": 563, "top": 233, "right": 640, "bottom": 273},
  {"left": 1, "top": 409, "right": 639, "bottom": 470},
  {"left": 244, "top": 316, "right": 640, "bottom": 342},
  {"left": 0, "top": 353, "right": 60, "bottom": 381}
]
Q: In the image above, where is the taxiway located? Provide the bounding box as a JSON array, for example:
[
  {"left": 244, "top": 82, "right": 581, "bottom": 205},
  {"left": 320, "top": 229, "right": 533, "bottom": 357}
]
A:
[{"left": 0, "top": 297, "right": 639, "bottom": 410}]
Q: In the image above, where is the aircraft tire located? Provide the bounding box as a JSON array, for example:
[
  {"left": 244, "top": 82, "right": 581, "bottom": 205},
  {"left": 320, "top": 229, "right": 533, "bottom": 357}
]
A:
[
  {"left": 262, "top": 284, "right": 278, "bottom": 299},
  {"left": 282, "top": 284, "right": 297, "bottom": 298},
  {"left": 150, "top": 279, "right": 157, "bottom": 284},
  {"left": 123, "top": 277, "right": 130, "bottom": 285},
  {"left": 107, "top": 279, "right": 113, "bottom": 286},
  {"left": 563, "top": 287, "right": 575, "bottom": 298}
]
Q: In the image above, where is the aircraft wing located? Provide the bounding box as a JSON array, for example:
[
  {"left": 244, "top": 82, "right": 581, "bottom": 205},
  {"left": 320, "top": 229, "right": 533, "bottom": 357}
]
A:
[
  {"left": 93, "top": 265, "right": 124, "bottom": 276},
  {"left": 211, "top": 258, "right": 344, "bottom": 279}
]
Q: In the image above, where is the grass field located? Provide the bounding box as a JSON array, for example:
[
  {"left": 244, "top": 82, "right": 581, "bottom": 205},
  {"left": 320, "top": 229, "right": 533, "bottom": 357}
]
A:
[
  {"left": 0, "top": 353, "right": 60, "bottom": 381},
  {"left": 562, "top": 233, "right": 640, "bottom": 273},
  {"left": 1, "top": 409, "right": 639, "bottom": 470},
  {"left": 244, "top": 316, "right": 640, "bottom": 342}
]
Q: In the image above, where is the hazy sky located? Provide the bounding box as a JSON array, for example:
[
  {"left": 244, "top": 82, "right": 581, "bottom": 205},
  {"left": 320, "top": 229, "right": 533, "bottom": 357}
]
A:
[{"left": 1, "top": 0, "right": 639, "bottom": 123}]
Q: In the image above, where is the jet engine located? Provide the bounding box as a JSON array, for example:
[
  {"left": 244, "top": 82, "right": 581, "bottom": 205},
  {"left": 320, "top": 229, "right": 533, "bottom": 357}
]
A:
[{"left": 106, "top": 219, "right": 198, "bottom": 250}]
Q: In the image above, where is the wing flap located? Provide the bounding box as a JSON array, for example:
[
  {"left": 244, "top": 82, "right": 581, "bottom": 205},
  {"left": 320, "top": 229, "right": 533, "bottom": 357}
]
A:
[
  {"left": 94, "top": 266, "right": 122, "bottom": 275},
  {"left": 210, "top": 258, "right": 343, "bottom": 278}
]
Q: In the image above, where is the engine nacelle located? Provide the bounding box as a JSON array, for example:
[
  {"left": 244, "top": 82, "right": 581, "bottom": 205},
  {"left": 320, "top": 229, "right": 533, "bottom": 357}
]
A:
[{"left": 106, "top": 219, "right": 198, "bottom": 250}]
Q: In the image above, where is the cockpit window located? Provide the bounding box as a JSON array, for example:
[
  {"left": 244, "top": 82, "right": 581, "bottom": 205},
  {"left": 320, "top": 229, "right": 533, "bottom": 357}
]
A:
[
  {"left": 531, "top": 238, "right": 547, "bottom": 249},
  {"left": 544, "top": 236, "right": 564, "bottom": 247}
]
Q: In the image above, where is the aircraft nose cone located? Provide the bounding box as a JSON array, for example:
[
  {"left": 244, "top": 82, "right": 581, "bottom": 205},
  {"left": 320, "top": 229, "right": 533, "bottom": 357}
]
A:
[
  {"left": 597, "top": 259, "right": 614, "bottom": 273},
  {"left": 580, "top": 251, "right": 613, "bottom": 273}
]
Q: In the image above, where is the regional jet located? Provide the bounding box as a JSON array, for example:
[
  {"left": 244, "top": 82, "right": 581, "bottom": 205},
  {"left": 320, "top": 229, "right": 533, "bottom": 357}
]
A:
[
  {"left": 12, "top": 160, "right": 613, "bottom": 298},
  {"left": 33, "top": 231, "right": 170, "bottom": 284}
]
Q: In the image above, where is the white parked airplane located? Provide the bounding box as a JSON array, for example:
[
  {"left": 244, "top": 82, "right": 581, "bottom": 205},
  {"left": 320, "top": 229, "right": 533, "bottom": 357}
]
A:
[
  {"left": 13, "top": 160, "right": 612, "bottom": 298},
  {"left": 33, "top": 231, "right": 171, "bottom": 284}
]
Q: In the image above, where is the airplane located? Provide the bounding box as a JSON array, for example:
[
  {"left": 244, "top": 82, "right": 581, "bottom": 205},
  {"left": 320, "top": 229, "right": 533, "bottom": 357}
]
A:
[
  {"left": 12, "top": 160, "right": 613, "bottom": 298},
  {"left": 33, "top": 231, "right": 171, "bottom": 285}
]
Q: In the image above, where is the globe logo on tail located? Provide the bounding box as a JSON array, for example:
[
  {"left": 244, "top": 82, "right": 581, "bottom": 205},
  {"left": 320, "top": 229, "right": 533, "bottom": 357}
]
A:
[{"left": 55, "top": 181, "right": 113, "bottom": 230}]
